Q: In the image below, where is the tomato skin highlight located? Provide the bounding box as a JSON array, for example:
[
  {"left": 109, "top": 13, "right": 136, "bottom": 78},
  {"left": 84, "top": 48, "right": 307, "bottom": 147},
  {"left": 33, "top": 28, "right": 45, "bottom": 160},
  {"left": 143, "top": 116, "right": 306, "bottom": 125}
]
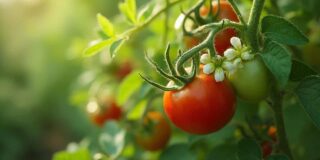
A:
[
  {"left": 228, "top": 57, "right": 271, "bottom": 102},
  {"left": 200, "top": 1, "right": 239, "bottom": 55},
  {"left": 89, "top": 100, "right": 122, "bottom": 127},
  {"left": 135, "top": 112, "right": 171, "bottom": 151},
  {"left": 163, "top": 74, "right": 236, "bottom": 134}
]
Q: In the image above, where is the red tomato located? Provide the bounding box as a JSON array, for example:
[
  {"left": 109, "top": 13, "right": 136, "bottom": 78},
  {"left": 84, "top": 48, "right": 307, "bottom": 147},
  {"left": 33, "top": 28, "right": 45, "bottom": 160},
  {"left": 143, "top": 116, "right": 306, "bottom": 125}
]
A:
[
  {"left": 87, "top": 99, "right": 122, "bottom": 127},
  {"left": 136, "top": 111, "right": 171, "bottom": 151},
  {"left": 184, "top": 36, "right": 202, "bottom": 49},
  {"left": 163, "top": 74, "right": 236, "bottom": 134},
  {"left": 261, "top": 126, "right": 277, "bottom": 158},
  {"left": 200, "top": 1, "right": 239, "bottom": 55},
  {"left": 261, "top": 141, "right": 273, "bottom": 158},
  {"left": 268, "top": 126, "right": 277, "bottom": 141},
  {"left": 115, "top": 61, "right": 133, "bottom": 80}
]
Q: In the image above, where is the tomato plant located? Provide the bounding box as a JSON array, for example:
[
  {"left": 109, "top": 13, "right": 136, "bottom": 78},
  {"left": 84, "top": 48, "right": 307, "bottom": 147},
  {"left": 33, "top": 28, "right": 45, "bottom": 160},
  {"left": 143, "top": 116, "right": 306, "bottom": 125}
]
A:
[
  {"left": 50, "top": 0, "right": 320, "bottom": 159},
  {"left": 135, "top": 111, "right": 171, "bottom": 151},
  {"left": 163, "top": 74, "right": 236, "bottom": 134},
  {"left": 228, "top": 56, "right": 271, "bottom": 102}
]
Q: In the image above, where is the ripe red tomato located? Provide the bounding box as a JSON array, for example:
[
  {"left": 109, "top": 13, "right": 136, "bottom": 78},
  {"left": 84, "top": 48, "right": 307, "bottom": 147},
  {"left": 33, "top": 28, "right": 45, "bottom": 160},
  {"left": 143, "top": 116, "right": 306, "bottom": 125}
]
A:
[
  {"left": 163, "top": 74, "right": 236, "bottom": 134},
  {"left": 87, "top": 99, "right": 122, "bottom": 127},
  {"left": 261, "top": 141, "right": 273, "bottom": 158},
  {"left": 135, "top": 111, "right": 171, "bottom": 151},
  {"left": 200, "top": 0, "right": 239, "bottom": 55},
  {"left": 261, "top": 126, "right": 277, "bottom": 158},
  {"left": 228, "top": 57, "right": 271, "bottom": 102},
  {"left": 115, "top": 61, "right": 133, "bottom": 80}
]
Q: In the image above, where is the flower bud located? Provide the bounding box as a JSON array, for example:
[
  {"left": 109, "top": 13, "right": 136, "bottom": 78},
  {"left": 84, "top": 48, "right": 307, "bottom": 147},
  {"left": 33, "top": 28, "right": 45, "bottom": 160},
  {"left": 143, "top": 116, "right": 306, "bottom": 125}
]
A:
[
  {"left": 200, "top": 54, "right": 211, "bottom": 64},
  {"left": 241, "top": 51, "right": 254, "bottom": 60}
]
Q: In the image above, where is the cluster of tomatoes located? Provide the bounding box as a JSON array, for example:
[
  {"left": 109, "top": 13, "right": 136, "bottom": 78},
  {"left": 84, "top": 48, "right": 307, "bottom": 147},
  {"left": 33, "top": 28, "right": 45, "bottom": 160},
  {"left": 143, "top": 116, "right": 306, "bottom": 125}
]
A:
[
  {"left": 165, "top": 0, "right": 271, "bottom": 135},
  {"left": 86, "top": 0, "right": 273, "bottom": 152}
]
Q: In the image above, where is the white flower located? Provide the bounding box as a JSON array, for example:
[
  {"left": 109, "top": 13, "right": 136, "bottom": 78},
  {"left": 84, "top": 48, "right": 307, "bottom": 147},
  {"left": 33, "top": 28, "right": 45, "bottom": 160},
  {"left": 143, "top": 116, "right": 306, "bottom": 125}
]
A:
[
  {"left": 224, "top": 48, "right": 237, "bottom": 60},
  {"left": 200, "top": 54, "right": 211, "bottom": 64},
  {"left": 214, "top": 67, "right": 225, "bottom": 82},
  {"left": 233, "top": 58, "right": 243, "bottom": 68},
  {"left": 230, "top": 37, "right": 242, "bottom": 49},
  {"left": 203, "top": 63, "right": 215, "bottom": 74},
  {"left": 241, "top": 51, "right": 254, "bottom": 60},
  {"left": 222, "top": 61, "right": 236, "bottom": 73}
]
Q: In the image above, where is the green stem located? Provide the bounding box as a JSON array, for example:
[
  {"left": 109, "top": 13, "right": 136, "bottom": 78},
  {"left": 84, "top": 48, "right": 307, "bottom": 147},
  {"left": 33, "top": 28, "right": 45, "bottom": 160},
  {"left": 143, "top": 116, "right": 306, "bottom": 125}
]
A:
[
  {"left": 227, "top": 0, "right": 247, "bottom": 26},
  {"left": 247, "top": 0, "right": 265, "bottom": 52},
  {"left": 163, "top": 0, "right": 170, "bottom": 45},
  {"left": 121, "top": 0, "right": 187, "bottom": 38},
  {"left": 271, "top": 92, "right": 294, "bottom": 159}
]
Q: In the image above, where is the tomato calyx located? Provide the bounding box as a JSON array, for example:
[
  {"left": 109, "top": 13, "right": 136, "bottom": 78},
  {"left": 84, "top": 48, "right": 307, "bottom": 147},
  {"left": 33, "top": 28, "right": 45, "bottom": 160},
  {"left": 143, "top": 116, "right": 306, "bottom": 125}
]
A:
[{"left": 140, "top": 44, "right": 199, "bottom": 91}]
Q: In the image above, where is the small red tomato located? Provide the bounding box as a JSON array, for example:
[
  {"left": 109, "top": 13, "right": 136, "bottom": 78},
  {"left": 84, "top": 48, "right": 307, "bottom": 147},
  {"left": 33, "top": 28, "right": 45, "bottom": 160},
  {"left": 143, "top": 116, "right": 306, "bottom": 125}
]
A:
[
  {"left": 184, "top": 36, "right": 202, "bottom": 49},
  {"left": 87, "top": 99, "right": 122, "bottom": 127},
  {"left": 163, "top": 74, "right": 236, "bottom": 134},
  {"left": 115, "top": 61, "right": 133, "bottom": 80},
  {"left": 261, "top": 141, "right": 273, "bottom": 158},
  {"left": 200, "top": 1, "right": 239, "bottom": 55},
  {"left": 135, "top": 111, "right": 171, "bottom": 151},
  {"left": 268, "top": 126, "right": 277, "bottom": 141}
]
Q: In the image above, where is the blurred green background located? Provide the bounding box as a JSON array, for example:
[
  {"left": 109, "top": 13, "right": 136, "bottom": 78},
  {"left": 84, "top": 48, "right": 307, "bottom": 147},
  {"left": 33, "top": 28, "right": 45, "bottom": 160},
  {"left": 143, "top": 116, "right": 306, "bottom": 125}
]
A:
[{"left": 0, "top": 0, "right": 120, "bottom": 159}]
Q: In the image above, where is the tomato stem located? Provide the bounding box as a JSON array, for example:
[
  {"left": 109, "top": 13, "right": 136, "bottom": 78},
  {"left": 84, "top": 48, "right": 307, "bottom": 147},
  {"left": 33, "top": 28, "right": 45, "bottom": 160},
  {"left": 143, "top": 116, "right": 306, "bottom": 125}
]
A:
[
  {"left": 247, "top": 0, "right": 265, "bottom": 52},
  {"left": 271, "top": 91, "right": 294, "bottom": 159},
  {"left": 227, "top": 0, "right": 247, "bottom": 25}
]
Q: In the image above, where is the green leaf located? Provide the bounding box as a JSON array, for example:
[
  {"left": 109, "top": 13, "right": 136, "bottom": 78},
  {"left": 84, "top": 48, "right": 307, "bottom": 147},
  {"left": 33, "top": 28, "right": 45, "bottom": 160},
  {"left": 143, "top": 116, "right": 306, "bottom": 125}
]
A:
[
  {"left": 99, "top": 121, "right": 126, "bottom": 158},
  {"left": 267, "top": 154, "right": 289, "bottom": 160},
  {"left": 119, "top": 0, "right": 137, "bottom": 24},
  {"left": 237, "top": 138, "right": 262, "bottom": 160},
  {"left": 160, "top": 144, "right": 196, "bottom": 160},
  {"left": 110, "top": 38, "right": 127, "bottom": 58},
  {"left": 261, "top": 15, "right": 308, "bottom": 45},
  {"left": 206, "top": 144, "right": 237, "bottom": 160},
  {"left": 290, "top": 59, "right": 317, "bottom": 82},
  {"left": 116, "top": 71, "right": 143, "bottom": 106},
  {"left": 138, "top": 3, "right": 155, "bottom": 23},
  {"left": 126, "top": 100, "right": 147, "bottom": 120},
  {"left": 295, "top": 75, "right": 320, "bottom": 129},
  {"left": 83, "top": 39, "right": 115, "bottom": 57},
  {"left": 97, "top": 13, "right": 115, "bottom": 37},
  {"left": 53, "top": 148, "right": 91, "bottom": 160},
  {"left": 261, "top": 40, "right": 292, "bottom": 87}
]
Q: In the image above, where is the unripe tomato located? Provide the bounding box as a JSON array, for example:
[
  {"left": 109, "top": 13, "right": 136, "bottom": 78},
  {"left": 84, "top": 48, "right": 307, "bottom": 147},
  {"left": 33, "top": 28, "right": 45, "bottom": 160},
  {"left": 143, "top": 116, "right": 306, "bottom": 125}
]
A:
[
  {"left": 228, "top": 57, "right": 271, "bottom": 102},
  {"left": 268, "top": 126, "right": 277, "bottom": 141},
  {"left": 87, "top": 99, "right": 122, "bottom": 127},
  {"left": 200, "top": 1, "right": 239, "bottom": 55},
  {"left": 163, "top": 74, "right": 236, "bottom": 134},
  {"left": 135, "top": 111, "right": 171, "bottom": 151}
]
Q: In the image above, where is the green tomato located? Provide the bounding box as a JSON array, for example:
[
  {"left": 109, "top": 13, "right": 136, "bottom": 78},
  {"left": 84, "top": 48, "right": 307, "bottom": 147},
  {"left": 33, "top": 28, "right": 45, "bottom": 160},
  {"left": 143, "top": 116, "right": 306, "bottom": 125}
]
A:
[{"left": 228, "top": 56, "right": 271, "bottom": 102}]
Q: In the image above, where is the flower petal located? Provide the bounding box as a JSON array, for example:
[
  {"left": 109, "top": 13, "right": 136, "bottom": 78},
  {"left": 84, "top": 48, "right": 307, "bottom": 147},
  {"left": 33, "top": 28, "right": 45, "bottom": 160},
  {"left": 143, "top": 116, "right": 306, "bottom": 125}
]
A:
[
  {"left": 200, "top": 54, "right": 211, "bottom": 64},
  {"left": 230, "top": 37, "right": 242, "bottom": 49},
  {"left": 214, "top": 67, "right": 225, "bottom": 82},
  {"left": 224, "top": 48, "right": 237, "bottom": 60},
  {"left": 203, "top": 63, "right": 215, "bottom": 74}
]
